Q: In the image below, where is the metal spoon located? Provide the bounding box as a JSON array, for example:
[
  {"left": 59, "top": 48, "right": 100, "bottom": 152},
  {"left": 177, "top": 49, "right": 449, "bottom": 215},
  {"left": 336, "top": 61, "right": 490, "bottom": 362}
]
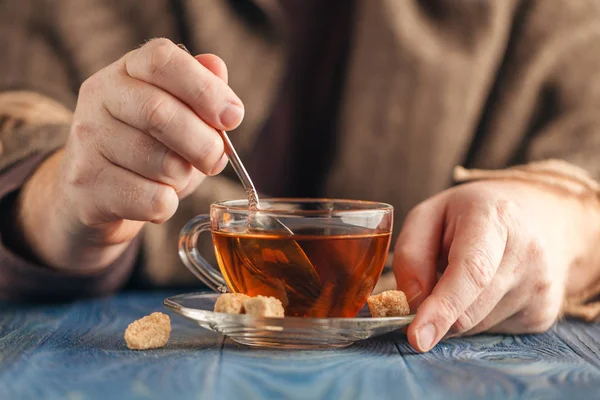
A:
[
  {"left": 218, "top": 129, "right": 322, "bottom": 302},
  {"left": 216, "top": 129, "right": 274, "bottom": 225}
]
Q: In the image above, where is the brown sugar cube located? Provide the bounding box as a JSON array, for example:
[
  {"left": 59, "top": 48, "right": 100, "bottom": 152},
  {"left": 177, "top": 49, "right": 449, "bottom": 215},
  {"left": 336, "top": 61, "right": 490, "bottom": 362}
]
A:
[
  {"left": 243, "top": 295, "right": 285, "bottom": 318},
  {"left": 124, "top": 312, "right": 171, "bottom": 350},
  {"left": 367, "top": 290, "right": 410, "bottom": 317},
  {"left": 214, "top": 293, "right": 251, "bottom": 314}
]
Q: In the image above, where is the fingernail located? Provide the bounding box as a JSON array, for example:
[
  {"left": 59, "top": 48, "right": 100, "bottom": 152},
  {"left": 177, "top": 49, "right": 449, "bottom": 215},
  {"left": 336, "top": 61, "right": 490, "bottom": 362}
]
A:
[
  {"left": 416, "top": 323, "right": 437, "bottom": 351},
  {"left": 177, "top": 43, "right": 191, "bottom": 54},
  {"left": 220, "top": 103, "right": 244, "bottom": 129}
]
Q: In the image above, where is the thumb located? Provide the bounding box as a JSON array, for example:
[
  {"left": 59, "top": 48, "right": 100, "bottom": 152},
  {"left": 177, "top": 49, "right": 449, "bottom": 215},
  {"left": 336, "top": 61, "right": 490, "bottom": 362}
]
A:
[
  {"left": 393, "top": 194, "right": 446, "bottom": 310},
  {"left": 195, "top": 54, "right": 228, "bottom": 83}
]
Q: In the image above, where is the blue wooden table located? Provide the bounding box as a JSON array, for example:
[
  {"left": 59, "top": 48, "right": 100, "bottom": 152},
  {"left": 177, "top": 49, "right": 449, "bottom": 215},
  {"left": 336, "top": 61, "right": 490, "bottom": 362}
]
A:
[{"left": 1, "top": 291, "right": 600, "bottom": 400}]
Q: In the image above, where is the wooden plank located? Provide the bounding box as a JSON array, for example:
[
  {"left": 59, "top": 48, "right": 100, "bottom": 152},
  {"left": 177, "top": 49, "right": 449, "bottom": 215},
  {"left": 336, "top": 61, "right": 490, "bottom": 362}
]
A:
[
  {"left": 211, "top": 329, "right": 600, "bottom": 400},
  {"left": 553, "top": 319, "right": 600, "bottom": 369},
  {"left": 213, "top": 336, "right": 418, "bottom": 400},
  {"left": 392, "top": 325, "right": 600, "bottom": 399},
  {"left": 2, "top": 292, "right": 600, "bottom": 400},
  {"left": 0, "top": 292, "right": 223, "bottom": 400},
  {"left": 0, "top": 302, "right": 71, "bottom": 367}
]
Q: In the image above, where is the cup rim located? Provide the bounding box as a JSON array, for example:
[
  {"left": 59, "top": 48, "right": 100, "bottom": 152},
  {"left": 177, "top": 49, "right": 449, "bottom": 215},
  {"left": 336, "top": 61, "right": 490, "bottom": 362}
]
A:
[{"left": 210, "top": 197, "right": 393, "bottom": 215}]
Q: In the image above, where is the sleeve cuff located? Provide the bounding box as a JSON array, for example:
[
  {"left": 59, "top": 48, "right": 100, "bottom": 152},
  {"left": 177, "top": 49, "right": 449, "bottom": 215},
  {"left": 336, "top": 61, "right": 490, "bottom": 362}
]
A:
[
  {"left": 453, "top": 159, "right": 600, "bottom": 196},
  {"left": 0, "top": 91, "right": 72, "bottom": 173},
  {"left": 0, "top": 235, "right": 141, "bottom": 302}
]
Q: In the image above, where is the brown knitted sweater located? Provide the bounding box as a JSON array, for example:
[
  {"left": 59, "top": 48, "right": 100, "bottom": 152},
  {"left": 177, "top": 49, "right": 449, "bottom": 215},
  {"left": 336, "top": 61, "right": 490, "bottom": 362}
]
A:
[{"left": 1, "top": 0, "right": 600, "bottom": 320}]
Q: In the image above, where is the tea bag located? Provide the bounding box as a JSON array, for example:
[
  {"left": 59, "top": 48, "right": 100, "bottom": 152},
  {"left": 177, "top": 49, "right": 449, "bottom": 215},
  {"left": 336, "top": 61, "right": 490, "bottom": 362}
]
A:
[{"left": 233, "top": 237, "right": 323, "bottom": 316}]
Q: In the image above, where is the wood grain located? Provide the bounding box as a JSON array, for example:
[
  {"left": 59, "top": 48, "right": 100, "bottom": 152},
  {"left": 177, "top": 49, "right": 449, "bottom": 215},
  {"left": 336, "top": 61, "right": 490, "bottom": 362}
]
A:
[{"left": 1, "top": 292, "right": 600, "bottom": 400}]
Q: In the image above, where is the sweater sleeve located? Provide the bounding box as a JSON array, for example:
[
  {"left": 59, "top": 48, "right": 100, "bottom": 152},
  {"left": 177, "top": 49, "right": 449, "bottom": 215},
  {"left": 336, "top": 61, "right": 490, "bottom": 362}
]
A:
[
  {"left": 461, "top": 1, "right": 600, "bottom": 322},
  {"left": 0, "top": 1, "right": 142, "bottom": 300},
  {"left": 0, "top": 152, "right": 141, "bottom": 301}
]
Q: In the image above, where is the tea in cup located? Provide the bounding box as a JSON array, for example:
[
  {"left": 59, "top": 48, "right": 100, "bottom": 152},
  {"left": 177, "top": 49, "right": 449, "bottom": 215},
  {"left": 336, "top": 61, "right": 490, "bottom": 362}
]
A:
[{"left": 178, "top": 199, "right": 393, "bottom": 318}]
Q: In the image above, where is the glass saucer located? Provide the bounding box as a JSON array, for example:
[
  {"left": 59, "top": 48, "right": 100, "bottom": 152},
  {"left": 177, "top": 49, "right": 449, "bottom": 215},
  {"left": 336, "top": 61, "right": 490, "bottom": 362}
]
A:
[{"left": 163, "top": 292, "right": 415, "bottom": 349}]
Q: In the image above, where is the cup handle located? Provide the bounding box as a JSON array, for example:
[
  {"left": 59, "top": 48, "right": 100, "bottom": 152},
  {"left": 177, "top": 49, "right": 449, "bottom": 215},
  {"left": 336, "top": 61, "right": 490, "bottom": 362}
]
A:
[{"left": 178, "top": 214, "right": 228, "bottom": 293}]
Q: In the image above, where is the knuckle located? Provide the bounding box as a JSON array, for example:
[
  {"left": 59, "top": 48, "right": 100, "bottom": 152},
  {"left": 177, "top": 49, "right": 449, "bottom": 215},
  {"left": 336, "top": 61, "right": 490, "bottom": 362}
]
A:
[
  {"left": 462, "top": 248, "right": 495, "bottom": 291},
  {"left": 79, "top": 75, "right": 103, "bottom": 97},
  {"left": 146, "top": 38, "right": 177, "bottom": 77},
  {"left": 526, "top": 237, "right": 547, "bottom": 266},
  {"left": 67, "top": 165, "right": 111, "bottom": 225},
  {"left": 192, "top": 76, "right": 217, "bottom": 105},
  {"left": 141, "top": 95, "right": 176, "bottom": 135},
  {"left": 493, "top": 199, "right": 517, "bottom": 238},
  {"left": 531, "top": 266, "right": 554, "bottom": 301},
  {"left": 435, "top": 294, "right": 464, "bottom": 325},
  {"left": 453, "top": 311, "right": 476, "bottom": 334},
  {"left": 62, "top": 155, "right": 91, "bottom": 189},
  {"left": 534, "top": 278, "right": 552, "bottom": 299},
  {"left": 69, "top": 121, "right": 107, "bottom": 161},
  {"left": 493, "top": 199, "right": 514, "bottom": 223},
  {"left": 70, "top": 120, "right": 95, "bottom": 143},
  {"left": 64, "top": 163, "right": 91, "bottom": 189},
  {"left": 524, "top": 247, "right": 553, "bottom": 296}
]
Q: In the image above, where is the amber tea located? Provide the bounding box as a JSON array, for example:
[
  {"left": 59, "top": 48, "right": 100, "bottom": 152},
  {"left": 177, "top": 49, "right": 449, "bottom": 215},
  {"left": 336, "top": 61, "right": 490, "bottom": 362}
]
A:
[
  {"left": 179, "top": 198, "right": 393, "bottom": 318},
  {"left": 213, "top": 230, "right": 391, "bottom": 318}
]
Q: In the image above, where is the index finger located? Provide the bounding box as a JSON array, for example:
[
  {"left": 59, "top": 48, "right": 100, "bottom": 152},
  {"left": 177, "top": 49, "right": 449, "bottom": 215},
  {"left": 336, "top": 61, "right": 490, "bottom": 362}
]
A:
[
  {"left": 407, "top": 207, "right": 508, "bottom": 352},
  {"left": 124, "top": 38, "right": 244, "bottom": 131},
  {"left": 393, "top": 194, "right": 447, "bottom": 309}
]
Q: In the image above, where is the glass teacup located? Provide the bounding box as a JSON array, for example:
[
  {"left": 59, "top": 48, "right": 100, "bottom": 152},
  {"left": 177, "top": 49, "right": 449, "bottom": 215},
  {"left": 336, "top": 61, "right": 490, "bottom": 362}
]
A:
[{"left": 178, "top": 198, "right": 393, "bottom": 318}]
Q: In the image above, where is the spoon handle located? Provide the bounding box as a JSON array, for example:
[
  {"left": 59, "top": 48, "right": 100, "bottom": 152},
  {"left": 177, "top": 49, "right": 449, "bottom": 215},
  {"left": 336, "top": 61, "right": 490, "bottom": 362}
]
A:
[{"left": 217, "top": 130, "right": 260, "bottom": 210}]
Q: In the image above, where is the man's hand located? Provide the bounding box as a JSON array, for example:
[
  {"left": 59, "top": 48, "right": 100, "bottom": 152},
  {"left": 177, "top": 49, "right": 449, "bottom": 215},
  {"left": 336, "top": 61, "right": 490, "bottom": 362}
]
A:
[
  {"left": 394, "top": 180, "right": 600, "bottom": 352},
  {"left": 16, "top": 38, "right": 242, "bottom": 270}
]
